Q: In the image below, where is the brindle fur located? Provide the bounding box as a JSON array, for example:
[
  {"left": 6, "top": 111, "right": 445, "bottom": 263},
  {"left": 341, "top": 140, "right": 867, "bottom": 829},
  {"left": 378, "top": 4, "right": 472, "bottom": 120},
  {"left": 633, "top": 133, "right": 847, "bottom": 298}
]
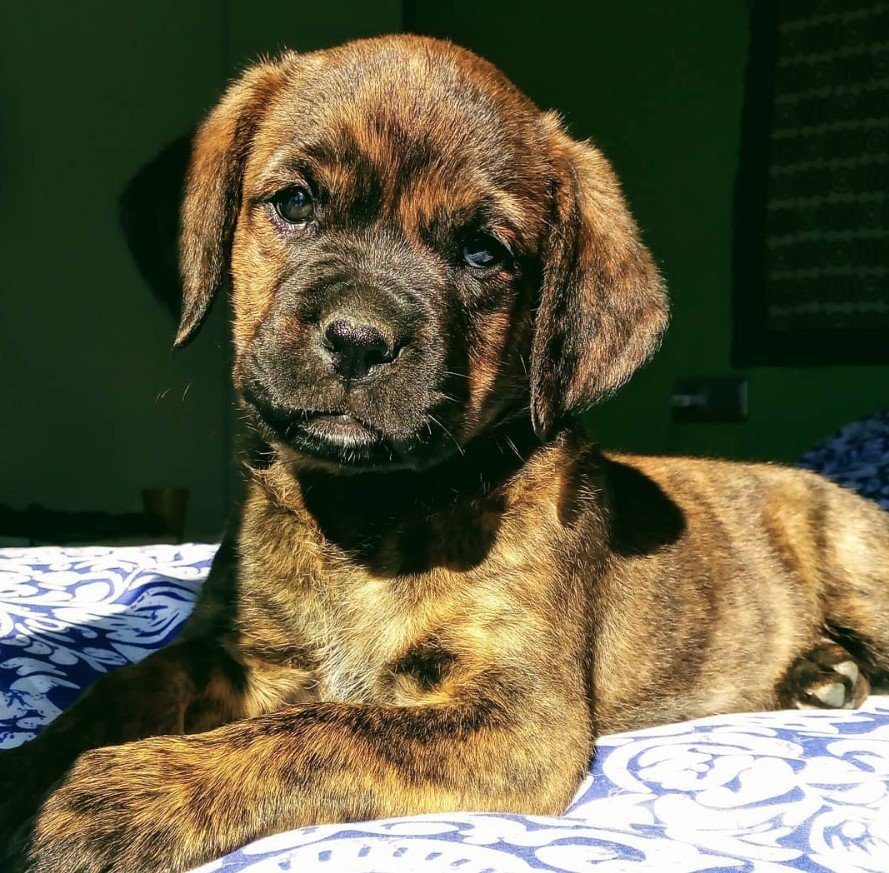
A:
[{"left": 3, "top": 35, "right": 889, "bottom": 873}]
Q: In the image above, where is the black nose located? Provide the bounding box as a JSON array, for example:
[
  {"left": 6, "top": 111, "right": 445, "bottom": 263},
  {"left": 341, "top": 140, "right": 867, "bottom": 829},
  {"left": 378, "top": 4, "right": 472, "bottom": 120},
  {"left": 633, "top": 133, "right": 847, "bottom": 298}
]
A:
[{"left": 322, "top": 317, "right": 396, "bottom": 382}]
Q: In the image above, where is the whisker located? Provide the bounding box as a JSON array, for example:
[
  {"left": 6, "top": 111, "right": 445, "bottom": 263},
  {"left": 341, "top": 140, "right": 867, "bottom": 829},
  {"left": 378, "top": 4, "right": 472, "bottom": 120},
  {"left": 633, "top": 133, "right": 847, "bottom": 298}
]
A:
[
  {"left": 504, "top": 436, "right": 524, "bottom": 462},
  {"left": 428, "top": 414, "right": 465, "bottom": 456}
]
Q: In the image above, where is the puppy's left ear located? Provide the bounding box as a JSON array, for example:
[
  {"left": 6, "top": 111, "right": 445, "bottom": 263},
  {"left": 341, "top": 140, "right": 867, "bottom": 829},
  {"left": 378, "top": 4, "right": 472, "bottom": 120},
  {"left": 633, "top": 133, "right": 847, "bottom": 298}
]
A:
[
  {"left": 175, "top": 56, "right": 291, "bottom": 347},
  {"left": 530, "top": 114, "right": 669, "bottom": 439}
]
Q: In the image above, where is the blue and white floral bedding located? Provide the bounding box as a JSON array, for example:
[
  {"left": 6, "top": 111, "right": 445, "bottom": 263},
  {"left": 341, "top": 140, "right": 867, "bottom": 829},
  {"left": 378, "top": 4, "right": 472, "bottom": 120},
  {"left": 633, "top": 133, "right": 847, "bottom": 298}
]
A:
[
  {"left": 2, "top": 412, "right": 889, "bottom": 872},
  {"left": 1, "top": 544, "right": 887, "bottom": 872},
  {"left": 799, "top": 410, "right": 889, "bottom": 512}
]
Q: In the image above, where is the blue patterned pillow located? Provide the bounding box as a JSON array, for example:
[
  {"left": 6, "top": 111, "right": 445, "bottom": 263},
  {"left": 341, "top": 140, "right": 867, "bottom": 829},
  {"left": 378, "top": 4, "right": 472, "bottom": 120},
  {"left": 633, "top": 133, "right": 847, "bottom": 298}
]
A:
[{"left": 799, "top": 410, "right": 889, "bottom": 511}]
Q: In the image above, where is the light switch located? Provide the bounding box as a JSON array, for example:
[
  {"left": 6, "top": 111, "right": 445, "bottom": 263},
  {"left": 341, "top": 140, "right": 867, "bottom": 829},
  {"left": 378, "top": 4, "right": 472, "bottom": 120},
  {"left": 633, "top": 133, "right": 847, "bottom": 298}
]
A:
[{"left": 671, "top": 377, "right": 748, "bottom": 423}]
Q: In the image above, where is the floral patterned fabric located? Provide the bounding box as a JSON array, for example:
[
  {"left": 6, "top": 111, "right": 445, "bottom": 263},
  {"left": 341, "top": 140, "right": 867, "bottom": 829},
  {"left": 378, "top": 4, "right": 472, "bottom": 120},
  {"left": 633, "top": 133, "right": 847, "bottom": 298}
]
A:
[
  {"left": 0, "top": 545, "right": 213, "bottom": 749},
  {"left": 799, "top": 410, "right": 889, "bottom": 511},
  {"left": 2, "top": 415, "right": 888, "bottom": 871}
]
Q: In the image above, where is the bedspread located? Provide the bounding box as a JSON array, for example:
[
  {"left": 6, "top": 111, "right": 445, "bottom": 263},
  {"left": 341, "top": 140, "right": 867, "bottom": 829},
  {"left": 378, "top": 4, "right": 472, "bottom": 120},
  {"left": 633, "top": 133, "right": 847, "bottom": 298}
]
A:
[{"left": 1, "top": 544, "right": 887, "bottom": 872}]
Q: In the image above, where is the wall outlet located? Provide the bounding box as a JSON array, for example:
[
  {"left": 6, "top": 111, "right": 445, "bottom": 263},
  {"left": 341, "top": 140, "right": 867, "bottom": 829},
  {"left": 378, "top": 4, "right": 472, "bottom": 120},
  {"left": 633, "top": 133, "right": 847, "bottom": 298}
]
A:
[{"left": 671, "top": 377, "right": 748, "bottom": 423}]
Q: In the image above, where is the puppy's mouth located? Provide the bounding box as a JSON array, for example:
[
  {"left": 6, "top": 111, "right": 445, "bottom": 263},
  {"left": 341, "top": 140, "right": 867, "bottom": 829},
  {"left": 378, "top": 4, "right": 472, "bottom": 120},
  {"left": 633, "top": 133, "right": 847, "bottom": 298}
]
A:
[{"left": 242, "top": 391, "right": 421, "bottom": 469}]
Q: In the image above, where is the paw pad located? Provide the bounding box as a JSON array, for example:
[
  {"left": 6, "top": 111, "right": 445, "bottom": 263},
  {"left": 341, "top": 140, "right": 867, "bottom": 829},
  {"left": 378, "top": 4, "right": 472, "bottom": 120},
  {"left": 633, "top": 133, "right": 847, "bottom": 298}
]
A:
[{"left": 781, "top": 642, "right": 870, "bottom": 710}]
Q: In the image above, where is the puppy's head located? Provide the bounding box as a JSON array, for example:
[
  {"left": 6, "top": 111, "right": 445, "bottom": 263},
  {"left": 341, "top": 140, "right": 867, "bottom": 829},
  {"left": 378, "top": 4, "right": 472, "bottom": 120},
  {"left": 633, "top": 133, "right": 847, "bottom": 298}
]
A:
[{"left": 178, "top": 36, "right": 667, "bottom": 471}]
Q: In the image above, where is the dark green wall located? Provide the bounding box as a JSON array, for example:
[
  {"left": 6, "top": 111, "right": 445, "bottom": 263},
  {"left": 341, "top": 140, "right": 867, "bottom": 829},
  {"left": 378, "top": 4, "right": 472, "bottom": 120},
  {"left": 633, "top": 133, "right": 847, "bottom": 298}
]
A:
[
  {"left": 1, "top": 2, "right": 399, "bottom": 541},
  {"left": 406, "top": 1, "right": 889, "bottom": 462}
]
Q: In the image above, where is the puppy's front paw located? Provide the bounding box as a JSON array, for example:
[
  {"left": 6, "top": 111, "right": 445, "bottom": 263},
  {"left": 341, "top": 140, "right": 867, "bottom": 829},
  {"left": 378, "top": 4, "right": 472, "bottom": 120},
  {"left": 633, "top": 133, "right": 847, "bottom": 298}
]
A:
[
  {"left": 10, "top": 741, "right": 207, "bottom": 873},
  {"left": 781, "top": 641, "right": 870, "bottom": 710}
]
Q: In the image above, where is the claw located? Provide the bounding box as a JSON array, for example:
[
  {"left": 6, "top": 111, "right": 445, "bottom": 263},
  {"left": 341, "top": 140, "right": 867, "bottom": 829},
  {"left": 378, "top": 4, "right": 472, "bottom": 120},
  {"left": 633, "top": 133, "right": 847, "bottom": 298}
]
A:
[
  {"left": 813, "top": 681, "right": 847, "bottom": 708},
  {"left": 833, "top": 660, "right": 859, "bottom": 683}
]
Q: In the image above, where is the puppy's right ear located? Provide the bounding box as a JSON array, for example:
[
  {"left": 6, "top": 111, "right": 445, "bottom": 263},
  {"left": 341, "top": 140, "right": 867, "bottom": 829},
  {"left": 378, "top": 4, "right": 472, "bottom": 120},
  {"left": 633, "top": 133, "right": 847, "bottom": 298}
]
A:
[
  {"left": 175, "top": 58, "right": 290, "bottom": 347},
  {"left": 530, "top": 114, "right": 668, "bottom": 439}
]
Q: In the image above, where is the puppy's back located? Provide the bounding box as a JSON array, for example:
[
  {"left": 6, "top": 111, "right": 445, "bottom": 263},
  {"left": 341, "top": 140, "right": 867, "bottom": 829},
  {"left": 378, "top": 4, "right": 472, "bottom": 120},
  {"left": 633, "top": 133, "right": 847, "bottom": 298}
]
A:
[{"left": 590, "top": 451, "right": 889, "bottom": 731}]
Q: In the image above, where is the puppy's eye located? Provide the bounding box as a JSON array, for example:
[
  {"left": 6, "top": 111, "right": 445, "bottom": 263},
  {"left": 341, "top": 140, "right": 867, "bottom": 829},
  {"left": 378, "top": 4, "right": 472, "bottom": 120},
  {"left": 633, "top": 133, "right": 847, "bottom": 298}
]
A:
[
  {"left": 273, "top": 187, "right": 314, "bottom": 224},
  {"left": 463, "top": 231, "right": 509, "bottom": 269}
]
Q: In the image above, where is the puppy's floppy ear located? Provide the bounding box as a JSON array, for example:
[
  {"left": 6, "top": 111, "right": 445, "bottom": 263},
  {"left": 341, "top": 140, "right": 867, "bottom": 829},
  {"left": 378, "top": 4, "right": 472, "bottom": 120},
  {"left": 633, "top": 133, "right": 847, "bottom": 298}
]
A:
[
  {"left": 530, "top": 114, "right": 669, "bottom": 439},
  {"left": 175, "top": 57, "right": 290, "bottom": 347}
]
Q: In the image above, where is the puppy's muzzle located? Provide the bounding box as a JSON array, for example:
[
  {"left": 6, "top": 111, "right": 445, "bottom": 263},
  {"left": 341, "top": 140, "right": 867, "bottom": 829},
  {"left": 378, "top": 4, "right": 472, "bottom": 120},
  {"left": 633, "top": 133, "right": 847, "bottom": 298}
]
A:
[{"left": 321, "top": 313, "right": 402, "bottom": 383}]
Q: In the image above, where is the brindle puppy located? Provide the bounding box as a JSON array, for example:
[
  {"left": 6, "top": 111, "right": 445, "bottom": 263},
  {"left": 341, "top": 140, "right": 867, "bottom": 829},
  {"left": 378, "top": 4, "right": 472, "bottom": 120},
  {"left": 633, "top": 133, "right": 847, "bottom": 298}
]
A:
[{"left": 3, "top": 35, "right": 888, "bottom": 873}]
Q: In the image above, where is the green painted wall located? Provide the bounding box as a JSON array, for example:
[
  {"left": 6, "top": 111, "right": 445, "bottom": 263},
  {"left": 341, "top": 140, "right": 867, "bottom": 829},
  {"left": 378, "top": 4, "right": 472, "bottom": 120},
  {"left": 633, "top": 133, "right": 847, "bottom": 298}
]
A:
[
  {"left": 1, "top": 2, "right": 400, "bottom": 541},
  {"left": 405, "top": 1, "right": 889, "bottom": 462},
  {"left": 0, "top": 2, "right": 231, "bottom": 541}
]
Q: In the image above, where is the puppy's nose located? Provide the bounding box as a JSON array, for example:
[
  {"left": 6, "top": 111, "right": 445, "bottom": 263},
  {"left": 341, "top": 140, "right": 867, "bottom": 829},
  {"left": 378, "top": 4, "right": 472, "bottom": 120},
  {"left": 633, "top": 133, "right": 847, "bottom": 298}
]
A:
[{"left": 322, "top": 316, "right": 396, "bottom": 382}]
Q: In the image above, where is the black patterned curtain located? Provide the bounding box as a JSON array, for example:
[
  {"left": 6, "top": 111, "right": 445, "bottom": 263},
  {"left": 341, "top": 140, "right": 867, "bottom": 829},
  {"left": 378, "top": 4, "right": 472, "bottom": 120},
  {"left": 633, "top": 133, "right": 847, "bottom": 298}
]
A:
[{"left": 734, "top": 0, "right": 889, "bottom": 364}]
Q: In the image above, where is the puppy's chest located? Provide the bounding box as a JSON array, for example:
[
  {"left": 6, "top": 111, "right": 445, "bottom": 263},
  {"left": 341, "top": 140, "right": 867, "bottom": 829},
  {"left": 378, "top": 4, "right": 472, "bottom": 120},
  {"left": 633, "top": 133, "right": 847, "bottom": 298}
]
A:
[
  {"left": 309, "top": 579, "right": 435, "bottom": 702},
  {"left": 237, "top": 477, "right": 554, "bottom": 706},
  {"left": 240, "top": 560, "right": 454, "bottom": 705}
]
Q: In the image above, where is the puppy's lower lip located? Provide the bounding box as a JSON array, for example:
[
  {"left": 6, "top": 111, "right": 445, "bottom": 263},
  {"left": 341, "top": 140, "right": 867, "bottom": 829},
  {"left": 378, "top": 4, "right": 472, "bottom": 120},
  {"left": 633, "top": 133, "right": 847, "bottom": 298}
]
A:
[
  {"left": 243, "top": 393, "right": 432, "bottom": 467},
  {"left": 242, "top": 393, "right": 378, "bottom": 446},
  {"left": 301, "top": 413, "right": 377, "bottom": 445}
]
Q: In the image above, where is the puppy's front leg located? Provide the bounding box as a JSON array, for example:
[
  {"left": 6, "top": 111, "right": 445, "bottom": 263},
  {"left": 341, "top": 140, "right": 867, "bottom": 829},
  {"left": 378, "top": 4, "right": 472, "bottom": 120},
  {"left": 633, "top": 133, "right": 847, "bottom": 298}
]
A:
[
  {"left": 0, "top": 636, "right": 249, "bottom": 848},
  {"left": 0, "top": 535, "right": 253, "bottom": 843},
  {"left": 14, "top": 678, "right": 591, "bottom": 873}
]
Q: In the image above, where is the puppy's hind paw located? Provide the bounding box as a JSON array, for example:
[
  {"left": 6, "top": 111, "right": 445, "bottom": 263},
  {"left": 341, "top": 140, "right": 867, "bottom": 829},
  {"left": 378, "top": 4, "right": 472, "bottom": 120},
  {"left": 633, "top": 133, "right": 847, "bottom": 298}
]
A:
[{"left": 780, "top": 641, "right": 870, "bottom": 710}]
